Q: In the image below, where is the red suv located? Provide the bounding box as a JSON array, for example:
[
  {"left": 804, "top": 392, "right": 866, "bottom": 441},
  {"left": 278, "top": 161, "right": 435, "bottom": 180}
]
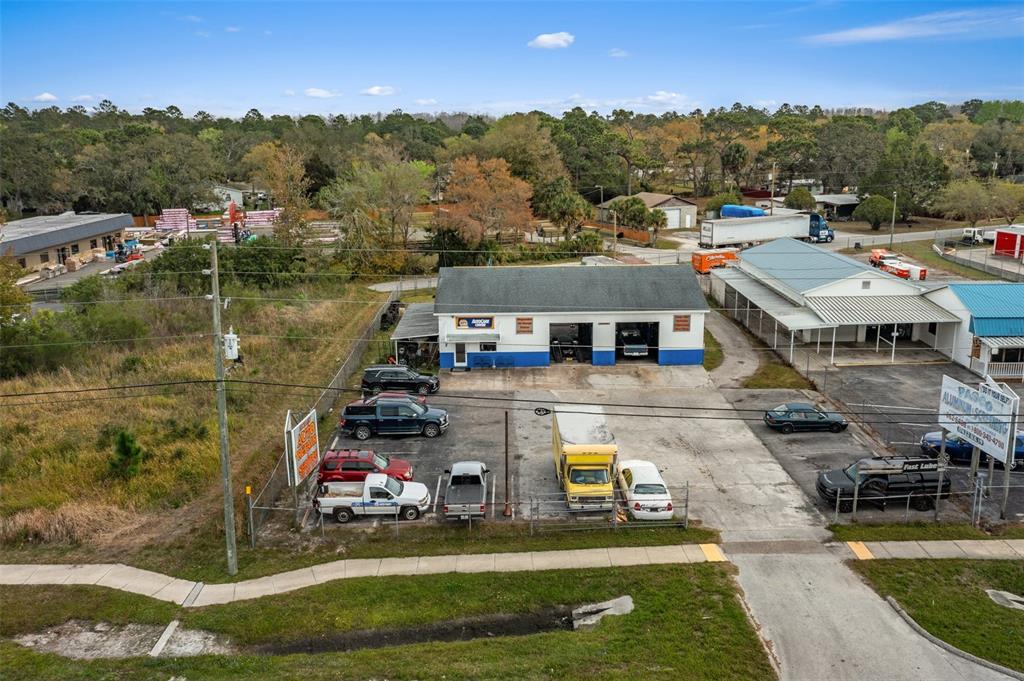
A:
[{"left": 317, "top": 449, "right": 414, "bottom": 484}]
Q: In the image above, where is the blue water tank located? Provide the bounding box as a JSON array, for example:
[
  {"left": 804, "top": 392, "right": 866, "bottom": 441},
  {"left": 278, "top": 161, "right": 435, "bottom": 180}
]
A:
[{"left": 720, "top": 204, "right": 766, "bottom": 218}]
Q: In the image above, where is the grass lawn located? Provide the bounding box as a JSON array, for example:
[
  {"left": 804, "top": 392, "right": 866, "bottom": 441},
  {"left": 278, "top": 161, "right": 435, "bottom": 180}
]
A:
[
  {"left": 834, "top": 216, "right": 1006, "bottom": 235},
  {"left": 840, "top": 239, "right": 1000, "bottom": 281},
  {"left": 0, "top": 563, "right": 774, "bottom": 680},
  {"left": 3, "top": 522, "right": 718, "bottom": 584},
  {"left": 742, "top": 355, "right": 814, "bottom": 390},
  {"left": 853, "top": 559, "right": 1024, "bottom": 672},
  {"left": 652, "top": 238, "right": 680, "bottom": 250},
  {"left": 703, "top": 328, "right": 724, "bottom": 371},
  {"left": 829, "top": 522, "right": 1024, "bottom": 542}
]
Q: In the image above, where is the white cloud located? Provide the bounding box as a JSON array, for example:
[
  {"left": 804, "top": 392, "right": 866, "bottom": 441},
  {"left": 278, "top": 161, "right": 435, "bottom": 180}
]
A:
[
  {"left": 181, "top": 14, "right": 203, "bottom": 23},
  {"left": 70, "top": 94, "right": 94, "bottom": 102},
  {"left": 527, "top": 31, "right": 575, "bottom": 49},
  {"left": 32, "top": 92, "right": 58, "bottom": 102},
  {"left": 414, "top": 98, "right": 438, "bottom": 106},
  {"left": 225, "top": 26, "right": 241, "bottom": 33},
  {"left": 283, "top": 89, "right": 296, "bottom": 97},
  {"left": 644, "top": 91, "right": 684, "bottom": 105},
  {"left": 362, "top": 85, "right": 396, "bottom": 96},
  {"left": 304, "top": 87, "right": 342, "bottom": 98},
  {"left": 608, "top": 48, "right": 629, "bottom": 58},
  {"left": 807, "top": 8, "right": 1024, "bottom": 45},
  {"left": 195, "top": 30, "right": 211, "bottom": 38}
]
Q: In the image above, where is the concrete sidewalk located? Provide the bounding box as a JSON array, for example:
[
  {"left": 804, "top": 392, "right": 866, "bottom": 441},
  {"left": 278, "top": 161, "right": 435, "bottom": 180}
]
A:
[{"left": 0, "top": 543, "right": 725, "bottom": 608}]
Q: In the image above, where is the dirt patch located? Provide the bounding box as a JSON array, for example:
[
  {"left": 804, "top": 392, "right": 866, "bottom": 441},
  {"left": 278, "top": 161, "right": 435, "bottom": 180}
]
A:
[
  {"left": 13, "top": 620, "right": 234, "bottom": 659},
  {"left": 257, "top": 607, "right": 574, "bottom": 655}
]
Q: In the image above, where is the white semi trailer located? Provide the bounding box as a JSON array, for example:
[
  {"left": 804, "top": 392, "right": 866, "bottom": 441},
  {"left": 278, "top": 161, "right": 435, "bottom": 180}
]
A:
[{"left": 700, "top": 213, "right": 834, "bottom": 248}]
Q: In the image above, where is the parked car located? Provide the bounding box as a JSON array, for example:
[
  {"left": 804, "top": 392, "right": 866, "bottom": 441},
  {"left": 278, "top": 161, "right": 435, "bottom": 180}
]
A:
[
  {"left": 615, "top": 460, "right": 673, "bottom": 520},
  {"left": 340, "top": 398, "right": 449, "bottom": 440},
  {"left": 920, "top": 430, "right": 1024, "bottom": 471},
  {"left": 314, "top": 474, "right": 431, "bottom": 523},
  {"left": 345, "top": 392, "right": 428, "bottom": 409},
  {"left": 361, "top": 365, "right": 439, "bottom": 396},
  {"left": 616, "top": 328, "right": 648, "bottom": 357},
  {"left": 764, "top": 403, "right": 848, "bottom": 434},
  {"left": 816, "top": 457, "right": 950, "bottom": 512},
  {"left": 442, "top": 461, "right": 489, "bottom": 520},
  {"left": 317, "top": 449, "right": 413, "bottom": 484}
]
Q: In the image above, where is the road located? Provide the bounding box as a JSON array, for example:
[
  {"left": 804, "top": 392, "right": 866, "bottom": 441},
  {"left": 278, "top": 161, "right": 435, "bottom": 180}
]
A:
[{"left": 825, "top": 227, "right": 963, "bottom": 251}]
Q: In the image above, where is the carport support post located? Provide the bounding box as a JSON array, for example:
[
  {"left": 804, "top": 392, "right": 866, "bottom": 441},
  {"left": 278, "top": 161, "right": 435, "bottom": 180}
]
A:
[
  {"left": 789, "top": 331, "right": 794, "bottom": 364},
  {"left": 773, "top": 319, "right": 778, "bottom": 349},
  {"left": 503, "top": 410, "right": 512, "bottom": 517},
  {"left": 830, "top": 327, "right": 836, "bottom": 365},
  {"left": 890, "top": 328, "right": 897, "bottom": 364}
]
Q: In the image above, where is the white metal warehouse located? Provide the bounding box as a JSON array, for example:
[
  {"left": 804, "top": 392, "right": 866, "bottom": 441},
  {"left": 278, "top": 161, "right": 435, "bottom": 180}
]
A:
[
  {"left": 434, "top": 265, "right": 708, "bottom": 369},
  {"left": 710, "top": 238, "right": 960, "bottom": 363}
]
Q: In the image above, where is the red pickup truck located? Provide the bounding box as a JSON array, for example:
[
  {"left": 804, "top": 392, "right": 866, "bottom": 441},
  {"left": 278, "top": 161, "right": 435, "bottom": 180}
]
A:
[{"left": 317, "top": 449, "right": 414, "bottom": 484}]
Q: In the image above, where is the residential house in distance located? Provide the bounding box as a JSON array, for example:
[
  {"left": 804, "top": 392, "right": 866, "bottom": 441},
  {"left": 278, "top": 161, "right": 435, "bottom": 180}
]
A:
[{"left": 598, "top": 192, "right": 699, "bottom": 230}]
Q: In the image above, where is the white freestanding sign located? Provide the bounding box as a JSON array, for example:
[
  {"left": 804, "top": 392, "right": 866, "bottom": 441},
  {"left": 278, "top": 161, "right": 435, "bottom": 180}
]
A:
[{"left": 938, "top": 376, "right": 1018, "bottom": 466}]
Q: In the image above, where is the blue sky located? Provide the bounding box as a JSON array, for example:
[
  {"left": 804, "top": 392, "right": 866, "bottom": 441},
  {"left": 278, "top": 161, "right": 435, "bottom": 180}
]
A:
[{"left": 3, "top": 1, "right": 1023, "bottom": 117}]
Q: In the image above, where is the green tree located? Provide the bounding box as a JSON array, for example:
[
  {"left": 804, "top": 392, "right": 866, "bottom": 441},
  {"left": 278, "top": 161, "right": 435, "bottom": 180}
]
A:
[
  {"left": 243, "top": 142, "right": 311, "bottom": 245},
  {"left": 933, "top": 179, "right": 991, "bottom": 228},
  {"left": 862, "top": 137, "right": 949, "bottom": 219},
  {"left": 108, "top": 430, "right": 145, "bottom": 480},
  {"left": 852, "top": 194, "right": 895, "bottom": 230},
  {"left": 989, "top": 181, "right": 1024, "bottom": 225},
  {"left": 0, "top": 254, "right": 31, "bottom": 327},
  {"left": 909, "top": 101, "right": 951, "bottom": 125},
  {"left": 815, "top": 117, "right": 885, "bottom": 192},
  {"left": 705, "top": 191, "right": 744, "bottom": 214},
  {"left": 886, "top": 109, "right": 924, "bottom": 137},
  {"left": 476, "top": 113, "right": 567, "bottom": 190},
  {"left": 645, "top": 205, "right": 668, "bottom": 247},
  {"left": 784, "top": 186, "right": 816, "bottom": 210},
  {"left": 532, "top": 177, "right": 593, "bottom": 237}
]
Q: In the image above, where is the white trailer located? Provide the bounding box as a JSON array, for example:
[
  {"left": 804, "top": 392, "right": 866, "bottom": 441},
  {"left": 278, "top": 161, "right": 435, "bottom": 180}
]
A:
[{"left": 699, "top": 213, "right": 833, "bottom": 248}]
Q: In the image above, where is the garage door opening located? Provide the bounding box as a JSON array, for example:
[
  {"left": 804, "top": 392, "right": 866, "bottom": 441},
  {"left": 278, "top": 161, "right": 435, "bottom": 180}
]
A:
[
  {"left": 550, "top": 323, "right": 593, "bottom": 364},
  {"left": 615, "top": 322, "right": 659, "bottom": 362}
]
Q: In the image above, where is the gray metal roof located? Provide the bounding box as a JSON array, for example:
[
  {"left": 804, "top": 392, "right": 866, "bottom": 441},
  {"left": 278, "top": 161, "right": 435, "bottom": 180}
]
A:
[
  {"left": 806, "top": 296, "right": 960, "bottom": 325},
  {"left": 598, "top": 192, "right": 696, "bottom": 209},
  {"left": 0, "top": 212, "right": 134, "bottom": 256},
  {"left": 813, "top": 194, "right": 861, "bottom": 206},
  {"left": 390, "top": 303, "right": 438, "bottom": 340},
  {"left": 979, "top": 337, "right": 1024, "bottom": 349},
  {"left": 712, "top": 267, "right": 832, "bottom": 330},
  {"left": 435, "top": 265, "right": 708, "bottom": 314},
  {"left": 738, "top": 238, "right": 897, "bottom": 294}
]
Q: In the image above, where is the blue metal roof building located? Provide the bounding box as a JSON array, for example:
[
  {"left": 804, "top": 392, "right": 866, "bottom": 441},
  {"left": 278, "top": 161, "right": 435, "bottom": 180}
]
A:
[{"left": 948, "top": 283, "right": 1024, "bottom": 337}]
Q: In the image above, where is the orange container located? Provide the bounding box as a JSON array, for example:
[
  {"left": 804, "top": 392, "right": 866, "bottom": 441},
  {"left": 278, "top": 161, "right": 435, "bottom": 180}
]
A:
[{"left": 691, "top": 248, "right": 739, "bottom": 274}]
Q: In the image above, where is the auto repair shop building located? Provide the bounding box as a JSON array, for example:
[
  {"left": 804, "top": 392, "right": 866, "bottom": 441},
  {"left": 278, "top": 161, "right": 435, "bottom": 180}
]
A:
[{"left": 434, "top": 265, "right": 708, "bottom": 369}]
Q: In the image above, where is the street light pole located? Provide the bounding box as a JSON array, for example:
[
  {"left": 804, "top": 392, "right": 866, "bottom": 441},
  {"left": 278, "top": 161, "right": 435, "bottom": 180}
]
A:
[
  {"left": 769, "top": 162, "right": 776, "bottom": 216},
  {"left": 888, "top": 191, "right": 898, "bottom": 250},
  {"left": 207, "top": 241, "right": 238, "bottom": 576}
]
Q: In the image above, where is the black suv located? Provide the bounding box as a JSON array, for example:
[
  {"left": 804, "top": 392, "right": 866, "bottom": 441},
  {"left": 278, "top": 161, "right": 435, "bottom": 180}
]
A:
[
  {"left": 816, "top": 457, "right": 951, "bottom": 513},
  {"left": 764, "top": 402, "right": 848, "bottom": 434},
  {"left": 340, "top": 398, "right": 449, "bottom": 440},
  {"left": 362, "top": 365, "right": 439, "bottom": 396}
]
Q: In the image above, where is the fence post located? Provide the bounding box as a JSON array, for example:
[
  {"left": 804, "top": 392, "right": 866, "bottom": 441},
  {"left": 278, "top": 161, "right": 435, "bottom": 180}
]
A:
[
  {"left": 684, "top": 481, "right": 689, "bottom": 529},
  {"left": 834, "top": 488, "right": 841, "bottom": 524},
  {"left": 245, "top": 485, "right": 256, "bottom": 549},
  {"left": 904, "top": 493, "right": 911, "bottom": 523},
  {"left": 393, "top": 506, "right": 400, "bottom": 539},
  {"left": 529, "top": 497, "right": 535, "bottom": 536}
]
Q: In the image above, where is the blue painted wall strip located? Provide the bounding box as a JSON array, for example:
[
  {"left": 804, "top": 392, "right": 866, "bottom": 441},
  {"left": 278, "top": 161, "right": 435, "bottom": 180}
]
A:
[{"left": 658, "top": 348, "right": 704, "bottom": 365}]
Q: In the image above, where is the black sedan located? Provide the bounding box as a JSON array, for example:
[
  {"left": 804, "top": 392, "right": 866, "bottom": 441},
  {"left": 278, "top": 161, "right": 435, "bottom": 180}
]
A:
[{"left": 764, "top": 402, "right": 848, "bottom": 434}]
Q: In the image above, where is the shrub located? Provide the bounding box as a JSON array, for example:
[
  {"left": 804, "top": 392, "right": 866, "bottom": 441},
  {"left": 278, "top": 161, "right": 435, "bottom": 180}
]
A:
[
  {"left": 705, "top": 191, "right": 744, "bottom": 214},
  {"left": 108, "top": 430, "right": 145, "bottom": 480},
  {"left": 784, "top": 187, "right": 817, "bottom": 210}
]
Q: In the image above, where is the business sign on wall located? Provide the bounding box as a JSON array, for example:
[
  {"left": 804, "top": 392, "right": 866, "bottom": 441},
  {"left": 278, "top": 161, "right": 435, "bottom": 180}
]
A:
[
  {"left": 285, "top": 409, "right": 321, "bottom": 486},
  {"left": 455, "top": 316, "right": 494, "bottom": 330},
  {"left": 938, "top": 376, "right": 1019, "bottom": 465}
]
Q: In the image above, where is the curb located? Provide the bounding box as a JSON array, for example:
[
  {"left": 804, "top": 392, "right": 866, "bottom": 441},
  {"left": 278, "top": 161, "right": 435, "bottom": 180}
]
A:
[{"left": 885, "top": 596, "right": 1024, "bottom": 680}]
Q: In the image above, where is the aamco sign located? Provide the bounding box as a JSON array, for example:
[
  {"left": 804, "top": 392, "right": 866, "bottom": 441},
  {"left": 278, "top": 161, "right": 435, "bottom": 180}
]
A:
[
  {"left": 455, "top": 316, "right": 494, "bottom": 330},
  {"left": 938, "top": 376, "right": 1019, "bottom": 465},
  {"left": 285, "top": 409, "right": 320, "bottom": 486}
]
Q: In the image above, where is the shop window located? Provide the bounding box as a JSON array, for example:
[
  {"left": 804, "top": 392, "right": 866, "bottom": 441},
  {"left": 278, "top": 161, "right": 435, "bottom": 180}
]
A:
[
  {"left": 673, "top": 315, "right": 691, "bottom": 332},
  {"left": 516, "top": 317, "right": 533, "bottom": 334},
  {"left": 90, "top": 239, "right": 98, "bottom": 249},
  {"left": 71, "top": 244, "right": 80, "bottom": 255},
  {"left": 39, "top": 252, "right": 49, "bottom": 263},
  {"left": 480, "top": 343, "right": 497, "bottom": 352}
]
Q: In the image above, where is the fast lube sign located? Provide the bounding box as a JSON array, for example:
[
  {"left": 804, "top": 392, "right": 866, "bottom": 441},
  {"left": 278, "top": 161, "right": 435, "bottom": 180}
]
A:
[{"left": 939, "top": 376, "right": 1019, "bottom": 465}]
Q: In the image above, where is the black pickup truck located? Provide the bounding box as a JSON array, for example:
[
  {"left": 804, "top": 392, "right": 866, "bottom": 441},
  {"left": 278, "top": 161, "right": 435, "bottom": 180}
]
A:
[
  {"left": 340, "top": 398, "right": 449, "bottom": 440},
  {"left": 817, "top": 456, "right": 950, "bottom": 513}
]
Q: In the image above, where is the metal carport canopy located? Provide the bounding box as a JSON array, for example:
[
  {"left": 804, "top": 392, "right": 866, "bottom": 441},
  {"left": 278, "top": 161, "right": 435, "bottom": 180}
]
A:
[
  {"left": 711, "top": 267, "right": 833, "bottom": 330},
  {"left": 390, "top": 303, "right": 438, "bottom": 340},
  {"left": 979, "top": 336, "right": 1024, "bottom": 349},
  {"left": 805, "top": 296, "right": 961, "bottom": 325}
]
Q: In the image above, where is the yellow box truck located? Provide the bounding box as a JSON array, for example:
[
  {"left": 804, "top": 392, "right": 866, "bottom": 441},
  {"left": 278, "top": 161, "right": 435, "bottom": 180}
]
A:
[{"left": 552, "top": 405, "right": 617, "bottom": 511}]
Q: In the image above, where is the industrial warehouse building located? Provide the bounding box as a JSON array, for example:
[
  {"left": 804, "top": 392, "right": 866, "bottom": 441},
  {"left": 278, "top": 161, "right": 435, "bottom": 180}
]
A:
[
  {"left": 924, "top": 283, "right": 1024, "bottom": 381},
  {"left": 0, "top": 212, "right": 134, "bottom": 271},
  {"left": 710, "top": 238, "right": 960, "bottom": 363},
  {"left": 432, "top": 265, "right": 708, "bottom": 369}
]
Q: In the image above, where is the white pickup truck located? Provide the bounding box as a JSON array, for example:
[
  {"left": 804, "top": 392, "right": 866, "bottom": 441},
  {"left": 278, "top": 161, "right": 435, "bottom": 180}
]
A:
[
  {"left": 962, "top": 227, "right": 996, "bottom": 244},
  {"left": 314, "top": 473, "right": 431, "bottom": 524}
]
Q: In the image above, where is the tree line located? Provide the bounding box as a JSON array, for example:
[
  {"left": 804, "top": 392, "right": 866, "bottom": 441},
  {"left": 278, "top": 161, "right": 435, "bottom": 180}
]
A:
[{"left": 3, "top": 98, "right": 1024, "bottom": 241}]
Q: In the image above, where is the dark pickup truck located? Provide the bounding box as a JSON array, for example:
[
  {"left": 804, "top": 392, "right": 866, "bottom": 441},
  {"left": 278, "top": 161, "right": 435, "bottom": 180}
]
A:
[
  {"left": 443, "top": 461, "right": 489, "bottom": 519},
  {"left": 340, "top": 398, "right": 449, "bottom": 441},
  {"left": 816, "top": 456, "right": 950, "bottom": 513}
]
